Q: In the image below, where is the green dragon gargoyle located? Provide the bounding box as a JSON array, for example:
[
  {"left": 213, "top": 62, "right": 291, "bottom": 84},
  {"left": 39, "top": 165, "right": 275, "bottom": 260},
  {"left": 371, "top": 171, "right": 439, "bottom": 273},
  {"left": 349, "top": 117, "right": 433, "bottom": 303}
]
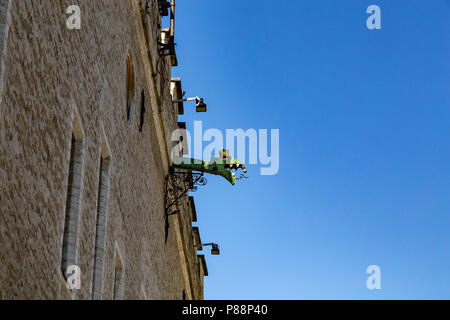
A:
[{"left": 172, "top": 150, "right": 247, "bottom": 185}]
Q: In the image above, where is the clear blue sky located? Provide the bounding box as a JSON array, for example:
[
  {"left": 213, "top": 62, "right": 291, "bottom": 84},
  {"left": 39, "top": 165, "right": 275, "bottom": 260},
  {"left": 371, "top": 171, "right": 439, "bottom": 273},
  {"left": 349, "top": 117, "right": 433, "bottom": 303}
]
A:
[{"left": 172, "top": 0, "right": 449, "bottom": 299}]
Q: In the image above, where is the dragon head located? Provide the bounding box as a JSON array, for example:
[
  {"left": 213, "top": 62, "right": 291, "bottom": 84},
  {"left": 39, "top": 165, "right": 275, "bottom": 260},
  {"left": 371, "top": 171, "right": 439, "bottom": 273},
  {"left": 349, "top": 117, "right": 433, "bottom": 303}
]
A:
[
  {"left": 220, "top": 150, "right": 247, "bottom": 172},
  {"left": 215, "top": 150, "right": 248, "bottom": 185}
]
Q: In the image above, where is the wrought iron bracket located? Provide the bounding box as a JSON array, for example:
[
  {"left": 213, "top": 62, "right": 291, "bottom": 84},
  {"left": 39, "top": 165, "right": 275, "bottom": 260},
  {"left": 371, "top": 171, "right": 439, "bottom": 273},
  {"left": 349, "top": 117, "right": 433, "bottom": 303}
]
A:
[{"left": 164, "top": 168, "right": 207, "bottom": 243}]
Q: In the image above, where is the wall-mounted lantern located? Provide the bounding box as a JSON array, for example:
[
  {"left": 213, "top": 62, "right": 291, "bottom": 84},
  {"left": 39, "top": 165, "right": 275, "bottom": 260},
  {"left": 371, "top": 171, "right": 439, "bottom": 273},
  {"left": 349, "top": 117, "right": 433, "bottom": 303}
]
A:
[
  {"left": 172, "top": 96, "right": 207, "bottom": 113},
  {"left": 195, "top": 243, "right": 220, "bottom": 256}
]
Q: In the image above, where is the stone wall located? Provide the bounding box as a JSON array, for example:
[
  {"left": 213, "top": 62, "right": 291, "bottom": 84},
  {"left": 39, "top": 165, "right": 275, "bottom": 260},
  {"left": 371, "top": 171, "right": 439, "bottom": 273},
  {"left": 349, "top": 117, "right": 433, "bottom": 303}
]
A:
[
  {"left": 0, "top": 0, "right": 204, "bottom": 300},
  {"left": 0, "top": 0, "right": 9, "bottom": 59}
]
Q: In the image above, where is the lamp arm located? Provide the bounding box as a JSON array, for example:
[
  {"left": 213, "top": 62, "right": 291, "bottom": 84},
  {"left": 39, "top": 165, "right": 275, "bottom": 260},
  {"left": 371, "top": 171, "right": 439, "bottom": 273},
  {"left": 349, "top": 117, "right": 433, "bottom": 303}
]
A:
[
  {"left": 172, "top": 97, "right": 198, "bottom": 104},
  {"left": 194, "top": 243, "right": 216, "bottom": 248}
]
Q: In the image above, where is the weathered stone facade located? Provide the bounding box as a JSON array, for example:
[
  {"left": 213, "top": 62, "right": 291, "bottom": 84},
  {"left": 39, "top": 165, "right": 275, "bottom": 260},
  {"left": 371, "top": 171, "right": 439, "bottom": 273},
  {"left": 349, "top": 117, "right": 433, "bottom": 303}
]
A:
[{"left": 0, "top": 0, "right": 205, "bottom": 300}]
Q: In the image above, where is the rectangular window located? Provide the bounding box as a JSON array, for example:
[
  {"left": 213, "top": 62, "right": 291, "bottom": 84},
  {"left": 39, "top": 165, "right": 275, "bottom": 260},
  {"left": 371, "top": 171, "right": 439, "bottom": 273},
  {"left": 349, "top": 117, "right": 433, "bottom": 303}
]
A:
[
  {"left": 0, "top": 0, "right": 11, "bottom": 76},
  {"left": 113, "top": 267, "right": 123, "bottom": 300},
  {"left": 140, "top": 284, "right": 147, "bottom": 300},
  {"left": 91, "top": 154, "right": 111, "bottom": 300},
  {"left": 113, "top": 250, "right": 123, "bottom": 300},
  {"left": 62, "top": 134, "right": 84, "bottom": 274}
]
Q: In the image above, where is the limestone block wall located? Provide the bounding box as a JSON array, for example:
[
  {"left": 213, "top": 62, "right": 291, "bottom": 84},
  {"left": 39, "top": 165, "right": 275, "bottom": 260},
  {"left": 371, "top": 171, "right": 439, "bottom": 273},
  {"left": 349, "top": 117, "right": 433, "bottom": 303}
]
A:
[
  {"left": 0, "top": 0, "right": 204, "bottom": 300},
  {"left": 0, "top": 0, "right": 10, "bottom": 60},
  {"left": 0, "top": 0, "right": 10, "bottom": 92}
]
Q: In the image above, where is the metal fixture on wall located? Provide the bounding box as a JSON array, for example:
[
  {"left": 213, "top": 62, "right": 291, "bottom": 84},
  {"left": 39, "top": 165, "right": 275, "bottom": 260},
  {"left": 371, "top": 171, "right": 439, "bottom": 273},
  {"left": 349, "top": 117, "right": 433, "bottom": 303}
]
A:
[
  {"left": 156, "top": 0, "right": 176, "bottom": 57},
  {"left": 164, "top": 150, "right": 248, "bottom": 243},
  {"left": 157, "top": 0, "right": 171, "bottom": 16},
  {"left": 195, "top": 243, "right": 220, "bottom": 256},
  {"left": 172, "top": 96, "right": 207, "bottom": 113},
  {"left": 165, "top": 168, "right": 208, "bottom": 217},
  {"left": 159, "top": 35, "right": 176, "bottom": 57},
  {"left": 164, "top": 168, "right": 207, "bottom": 243}
]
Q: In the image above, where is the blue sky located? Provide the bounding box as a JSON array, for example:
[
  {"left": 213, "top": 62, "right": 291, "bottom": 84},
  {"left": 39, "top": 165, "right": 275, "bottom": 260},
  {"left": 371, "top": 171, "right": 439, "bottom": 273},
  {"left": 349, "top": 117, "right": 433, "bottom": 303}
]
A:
[{"left": 172, "top": 0, "right": 449, "bottom": 299}]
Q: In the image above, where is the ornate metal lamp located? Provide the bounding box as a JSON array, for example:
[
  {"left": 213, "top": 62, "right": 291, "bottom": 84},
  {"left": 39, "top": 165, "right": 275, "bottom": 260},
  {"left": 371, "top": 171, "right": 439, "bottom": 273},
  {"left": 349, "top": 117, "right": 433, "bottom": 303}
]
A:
[
  {"left": 172, "top": 96, "right": 207, "bottom": 113},
  {"left": 164, "top": 150, "right": 248, "bottom": 242}
]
